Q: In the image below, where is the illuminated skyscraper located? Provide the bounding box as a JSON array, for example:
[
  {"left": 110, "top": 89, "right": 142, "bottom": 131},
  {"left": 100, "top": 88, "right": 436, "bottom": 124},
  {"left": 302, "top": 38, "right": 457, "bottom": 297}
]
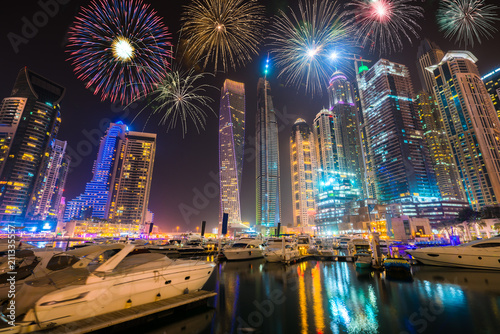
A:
[
  {"left": 65, "top": 123, "right": 126, "bottom": 220},
  {"left": 359, "top": 59, "right": 439, "bottom": 204},
  {"left": 0, "top": 68, "right": 63, "bottom": 225},
  {"left": 256, "top": 78, "right": 280, "bottom": 228},
  {"left": 108, "top": 132, "right": 156, "bottom": 225},
  {"left": 290, "top": 119, "right": 317, "bottom": 227},
  {"left": 427, "top": 51, "right": 500, "bottom": 210},
  {"left": 219, "top": 79, "right": 245, "bottom": 228},
  {"left": 327, "top": 72, "right": 364, "bottom": 196},
  {"left": 28, "top": 140, "right": 71, "bottom": 220},
  {"left": 482, "top": 67, "right": 500, "bottom": 120},
  {"left": 416, "top": 39, "right": 445, "bottom": 94},
  {"left": 313, "top": 109, "right": 343, "bottom": 183},
  {"left": 416, "top": 93, "right": 465, "bottom": 200}
]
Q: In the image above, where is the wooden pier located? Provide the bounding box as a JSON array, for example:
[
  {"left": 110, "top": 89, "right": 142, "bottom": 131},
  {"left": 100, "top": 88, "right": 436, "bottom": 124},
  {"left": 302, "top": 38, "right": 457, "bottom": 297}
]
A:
[{"left": 7, "top": 290, "right": 216, "bottom": 334}]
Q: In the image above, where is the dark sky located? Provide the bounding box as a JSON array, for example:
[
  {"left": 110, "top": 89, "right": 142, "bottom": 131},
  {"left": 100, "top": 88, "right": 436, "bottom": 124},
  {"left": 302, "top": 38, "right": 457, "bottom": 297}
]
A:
[{"left": 1, "top": 0, "right": 499, "bottom": 233}]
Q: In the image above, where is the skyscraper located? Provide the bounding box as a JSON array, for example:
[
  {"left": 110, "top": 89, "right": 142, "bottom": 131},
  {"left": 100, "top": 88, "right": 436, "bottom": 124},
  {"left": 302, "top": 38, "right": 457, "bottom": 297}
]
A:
[
  {"left": 65, "top": 122, "right": 126, "bottom": 220},
  {"left": 290, "top": 119, "right": 317, "bottom": 227},
  {"left": 359, "top": 59, "right": 439, "bottom": 204},
  {"left": 219, "top": 79, "right": 245, "bottom": 228},
  {"left": 416, "top": 39, "right": 445, "bottom": 94},
  {"left": 313, "top": 109, "right": 343, "bottom": 183},
  {"left": 28, "top": 139, "right": 71, "bottom": 221},
  {"left": 0, "top": 68, "right": 64, "bottom": 225},
  {"left": 327, "top": 72, "right": 364, "bottom": 196},
  {"left": 416, "top": 93, "right": 465, "bottom": 200},
  {"left": 482, "top": 67, "right": 500, "bottom": 120},
  {"left": 108, "top": 131, "right": 156, "bottom": 225},
  {"left": 256, "top": 78, "right": 280, "bottom": 228},
  {"left": 427, "top": 51, "right": 500, "bottom": 210}
]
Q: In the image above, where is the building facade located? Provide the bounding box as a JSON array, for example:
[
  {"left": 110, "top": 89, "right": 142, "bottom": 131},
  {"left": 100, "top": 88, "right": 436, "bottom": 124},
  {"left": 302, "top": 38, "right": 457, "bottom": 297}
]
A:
[
  {"left": 28, "top": 139, "right": 70, "bottom": 221},
  {"left": 416, "top": 93, "right": 465, "bottom": 200},
  {"left": 428, "top": 51, "right": 500, "bottom": 210},
  {"left": 359, "top": 59, "right": 440, "bottom": 204},
  {"left": 416, "top": 39, "right": 445, "bottom": 94},
  {"left": 256, "top": 78, "right": 281, "bottom": 228},
  {"left": 65, "top": 123, "right": 126, "bottom": 220},
  {"left": 219, "top": 79, "right": 246, "bottom": 228},
  {"left": 0, "top": 68, "right": 64, "bottom": 225},
  {"left": 290, "top": 119, "right": 317, "bottom": 227},
  {"left": 482, "top": 67, "right": 500, "bottom": 120},
  {"left": 108, "top": 131, "right": 156, "bottom": 225},
  {"left": 313, "top": 109, "right": 343, "bottom": 183}
]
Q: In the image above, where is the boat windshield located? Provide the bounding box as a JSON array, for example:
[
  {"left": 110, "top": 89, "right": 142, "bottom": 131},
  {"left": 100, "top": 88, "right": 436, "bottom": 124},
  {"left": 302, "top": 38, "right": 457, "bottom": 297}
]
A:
[{"left": 231, "top": 243, "right": 248, "bottom": 248}]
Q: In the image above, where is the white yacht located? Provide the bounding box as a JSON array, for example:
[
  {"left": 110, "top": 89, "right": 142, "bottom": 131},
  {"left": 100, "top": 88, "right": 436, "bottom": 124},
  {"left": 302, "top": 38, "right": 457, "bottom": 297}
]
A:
[
  {"left": 2, "top": 244, "right": 215, "bottom": 330},
  {"left": 223, "top": 238, "right": 264, "bottom": 261},
  {"left": 406, "top": 236, "right": 500, "bottom": 270},
  {"left": 297, "top": 234, "right": 313, "bottom": 255},
  {"left": 263, "top": 238, "right": 299, "bottom": 263}
]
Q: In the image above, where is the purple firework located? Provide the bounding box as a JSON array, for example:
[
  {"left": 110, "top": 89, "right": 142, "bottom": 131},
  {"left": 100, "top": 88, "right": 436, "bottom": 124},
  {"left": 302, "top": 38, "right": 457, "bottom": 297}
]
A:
[{"left": 67, "top": 0, "right": 172, "bottom": 105}]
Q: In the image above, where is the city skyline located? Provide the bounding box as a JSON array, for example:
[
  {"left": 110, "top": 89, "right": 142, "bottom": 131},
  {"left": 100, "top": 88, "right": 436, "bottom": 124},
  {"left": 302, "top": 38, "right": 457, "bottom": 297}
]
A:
[{"left": 1, "top": 1, "right": 500, "bottom": 231}]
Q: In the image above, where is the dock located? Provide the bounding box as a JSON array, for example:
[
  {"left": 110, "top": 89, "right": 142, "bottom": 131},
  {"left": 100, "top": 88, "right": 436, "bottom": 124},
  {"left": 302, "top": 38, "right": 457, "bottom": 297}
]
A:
[{"left": 8, "top": 290, "right": 216, "bottom": 334}]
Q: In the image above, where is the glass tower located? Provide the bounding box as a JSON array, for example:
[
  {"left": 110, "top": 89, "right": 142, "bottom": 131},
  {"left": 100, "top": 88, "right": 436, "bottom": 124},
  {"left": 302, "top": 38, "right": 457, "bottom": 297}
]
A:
[
  {"left": 290, "top": 119, "right": 317, "bottom": 227},
  {"left": 359, "top": 59, "right": 439, "bottom": 204},
  {"left": 65, "top": 123, "right": 126, "bottom": 220},
  {"left": 327, "top": 72, "right": 364, "bottom": 197},
  {"left": 416, "top": 39, "right": 445, "bottom": 94},
  {"left": 219, "top": 79, "right": 246, "bottom": 228},
  {"left": 256, "top": 78, "right": 280, "bottom": 228},
  {"left": 427, "top": 51, "right": 500, "bottom": 210},
  {"left": 0, "top": 68, "right": 64, "bottom": 225}
]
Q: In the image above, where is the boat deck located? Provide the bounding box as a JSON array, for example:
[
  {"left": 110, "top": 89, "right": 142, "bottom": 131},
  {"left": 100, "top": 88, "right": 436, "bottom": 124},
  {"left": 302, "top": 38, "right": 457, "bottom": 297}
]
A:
[{"left": 24, "top": 290, "right": 216, "bottom": 334}]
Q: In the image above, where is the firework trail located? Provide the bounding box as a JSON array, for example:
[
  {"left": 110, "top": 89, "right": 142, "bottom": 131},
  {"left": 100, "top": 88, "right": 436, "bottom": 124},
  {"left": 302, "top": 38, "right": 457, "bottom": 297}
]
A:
[
  {"left": 268, "top": 0, "right": 354, "bottom": 96},
  {"left": 67, "top": 0, "right": 172, "bottom": 105},
  {"left": 180, "top": 0, "right": 266, "bottom": 72},
  {"left": 437, "top": 0, "right": 499, "bottom": 48},
  {"left": 345, "top": 0, "right": 424, "bottom": 55}
]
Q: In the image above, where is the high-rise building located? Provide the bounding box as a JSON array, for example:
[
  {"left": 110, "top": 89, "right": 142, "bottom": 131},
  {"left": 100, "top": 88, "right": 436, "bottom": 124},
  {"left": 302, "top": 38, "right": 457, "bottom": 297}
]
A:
[
  {"left": 108, "top": 132, "right": 156, "bottom": 225},
  {"left": 327, "top": 72, "right": 364, "bottom": 196},
  {"left": 359, "top": 59, "right": 440, "bottom": 204},
  {"left": 66, "top": 122, "right": 156, "bottom": 223},
  {"left": 65, "top": 122, "right": 126, "bottom": 220},
  {"left": 28, "top": 139, "right": 71, "bottom": 221},
  {"left": 219, "top": 79, "right": 246, "bottom": 228},
  {"left": 0, "top": 68, "right": 64, "bottom": 225},
  {"left": 482, "top": 67, "right": 500, "bottom": 120},
  {"left": 416, "top": 39, "right": 445, "bottom": 94},
  {"left": 416, "top": 93, "right": 465, "bottom": 200},
  {"left": 313, "top": 109, "right": 343, "bottom": 182},
  {"left": 256, "top": 78, "right": 280, "bottom": 228},
  {"left": 427, "top": 51, "right": 500, "bottom": 210},
  {"left": 290, "top": 119, "right": 317, "bottom": 227}
]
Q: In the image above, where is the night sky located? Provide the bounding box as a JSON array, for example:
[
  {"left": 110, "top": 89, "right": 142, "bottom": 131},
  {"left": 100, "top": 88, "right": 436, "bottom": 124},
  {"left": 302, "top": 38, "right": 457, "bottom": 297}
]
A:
[{"left": 1, "top": 0, "right": 499, "bottom": 232}]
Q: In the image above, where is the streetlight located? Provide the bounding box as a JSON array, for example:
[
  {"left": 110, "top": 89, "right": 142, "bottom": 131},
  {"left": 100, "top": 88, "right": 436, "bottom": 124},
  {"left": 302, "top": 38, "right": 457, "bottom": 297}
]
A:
[{"left": 176, "top": 226, "right": 179, "bottom": 233}]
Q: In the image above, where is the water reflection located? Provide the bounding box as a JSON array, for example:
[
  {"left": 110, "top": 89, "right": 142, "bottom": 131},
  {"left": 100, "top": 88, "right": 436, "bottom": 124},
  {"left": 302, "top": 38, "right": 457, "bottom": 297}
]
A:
[{"left": 202, "top": 260, "right": 500, "bottom": 334}]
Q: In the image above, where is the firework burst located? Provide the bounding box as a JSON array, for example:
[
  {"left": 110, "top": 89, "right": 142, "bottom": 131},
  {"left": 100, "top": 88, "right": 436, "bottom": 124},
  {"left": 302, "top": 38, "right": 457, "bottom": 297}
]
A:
[
  {"left": 268, "top": 0, "right": 353, "bottom": 96},
  {"left": 345, "top": 0, "right": 424, "bottom": 54},
  {"left": 134, "top": 69, "right": 216, "bottom": 135},
  {"left": 180, "top": 0, "right": 266, "bottom": 72},
  {"left": 437, "top": 0, "right": 499, "bottom": 48},
  {"left": 67, "top": 0, "right": 172, "bottom": 105}
]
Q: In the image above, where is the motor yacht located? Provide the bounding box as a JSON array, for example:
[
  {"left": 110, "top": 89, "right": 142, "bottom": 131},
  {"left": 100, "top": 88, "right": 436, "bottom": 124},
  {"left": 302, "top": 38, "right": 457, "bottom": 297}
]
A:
[
  {"left": 263, "top": 238, "right": 299, "bottom": 263},
  {"left": 223, "top": 238, "right": 264, "bottom": 261},
  {"left": 2, "top": 244, "right": 215, "bottom": 330},
  {"left": 297, "top": 234, "right": 313, "bottom": 255},
  {"left": 406, "top": 236, "right": 500, "bottom": 270},
  {"left": 348, "top": 239, "right": 372, "bottom": 268}
]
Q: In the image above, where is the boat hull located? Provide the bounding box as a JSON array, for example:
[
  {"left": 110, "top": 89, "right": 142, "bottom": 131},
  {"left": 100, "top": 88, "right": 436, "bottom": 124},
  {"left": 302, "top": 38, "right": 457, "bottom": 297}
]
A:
[
  {"left": 408, "top": 250, "right": 500, "bottom": 270},
  {"left": 224, "top": 249, "right": 264, "bottom": 261},
  {"left": 19, "top": 261, "right": 215, "bottom": 329}
]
